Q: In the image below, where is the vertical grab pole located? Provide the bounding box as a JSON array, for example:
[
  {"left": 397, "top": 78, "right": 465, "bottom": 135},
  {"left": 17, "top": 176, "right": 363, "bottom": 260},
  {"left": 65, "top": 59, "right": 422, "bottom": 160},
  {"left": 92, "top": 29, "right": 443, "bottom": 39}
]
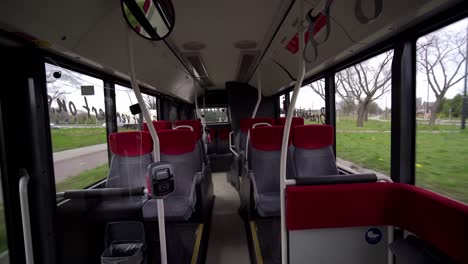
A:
[
  {"left": 252, "top": 69, "right": 262, "bottom": 118},
  {"left": 280, "top": 1, "right": 307, "bottom": 263},
  {"left": 127, "top": 31, "right": 167, "bottom": 264}
]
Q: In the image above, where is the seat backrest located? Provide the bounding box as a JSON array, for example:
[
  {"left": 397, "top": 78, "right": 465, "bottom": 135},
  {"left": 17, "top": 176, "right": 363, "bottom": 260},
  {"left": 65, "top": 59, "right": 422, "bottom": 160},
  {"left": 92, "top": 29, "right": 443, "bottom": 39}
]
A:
[
  {"left": 207, "top": 128, "right": 217, "bottom": 154},
  {"left": 158, "top": 129, "right": 199, "bottom": 197},
  {"left": 239, "top": 117, "right": 275, "bottom": 151},
  {"left": 142, "top": 120, "right": 172, "bottom": 132},
  {"left": 292, "top": 125, "right": 338, "bottom": 178},
  {"left": 277, "top": 117, "right": 305, "bottom": 127},
  {"left": 107, "top": 131, "right": 153, "bottom": 188},
  {"left": 250, "top": 126, "right": 295, "bottom": 194},
  {"left": 173, "top": 119, "right": 205, "bottom": 167}
]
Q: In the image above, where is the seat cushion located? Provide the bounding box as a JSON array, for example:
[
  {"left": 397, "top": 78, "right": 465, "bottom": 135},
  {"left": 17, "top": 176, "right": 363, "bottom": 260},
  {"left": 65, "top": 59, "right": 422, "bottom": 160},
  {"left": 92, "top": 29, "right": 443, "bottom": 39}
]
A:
[
  {"left": 257, "top": 193, "right": 280, "bottom": 217},
  {"left": 143, "top": 197, "right": 193, "bottom": 221}
]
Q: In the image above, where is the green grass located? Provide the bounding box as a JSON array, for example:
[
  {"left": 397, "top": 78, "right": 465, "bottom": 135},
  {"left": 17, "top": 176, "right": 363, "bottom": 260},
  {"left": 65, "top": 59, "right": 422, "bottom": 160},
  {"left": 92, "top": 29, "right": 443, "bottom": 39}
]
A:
[
  {"left": 331, "top": 116, "right": 468, "bottom": 203},
  {"left": 51, "top": 128, "right": 107, "bottom": 152},
  {"left": 56, "top": 164, "right": 109, "bottom": 192}
]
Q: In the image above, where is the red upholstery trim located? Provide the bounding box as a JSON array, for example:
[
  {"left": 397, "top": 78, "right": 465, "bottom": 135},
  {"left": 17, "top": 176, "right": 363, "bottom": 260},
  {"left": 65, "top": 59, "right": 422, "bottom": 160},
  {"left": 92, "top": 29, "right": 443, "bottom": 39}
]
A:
[
  {"left": 174, "top": 120, "right": 202, "bottom": 140},
  {"left": 158, "top": 129, "right": 196, "bottom": 155},
  {"left": 109, "top": 131, "right": 153, "bottom": 157},
  {"left": 142, "top": 120, "right": 172, "bottom": 132},
  {"left": 277, "top": 117, "right": 305, "bottom": 127},
  {"left": 209, "top": 128, "right": 216, "bottom": 139},
  {"left": 250, "top": 126, "right": 290, "bottom": 151},
  {"left": 292, "top": 124, "right": 333, "bottom": 149},
  {"left": 286, "top": 183, "right": 468, "bottom": 263},
  {"left": 218, "top": 127, "right": 231, "bottom": 140},
  {"left": 240, "top": 117, "right": 275, "bottom": 132}
]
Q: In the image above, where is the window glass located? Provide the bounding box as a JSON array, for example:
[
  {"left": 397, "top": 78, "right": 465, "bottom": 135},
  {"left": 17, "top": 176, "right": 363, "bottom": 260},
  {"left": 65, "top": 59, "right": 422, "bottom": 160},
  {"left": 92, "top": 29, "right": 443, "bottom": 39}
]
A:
[
  {"left": 335, "top": 51, "right": 393, "bottom": 177},
  {"left": 201, "top": 107, "right": 229, "bottom": 123},
  {"left": 143, "top": 93, "right": 158, "bottom": 121},
  {"left": 296, "top": 79, "right": 326, "bottom": 124},
  {"left": 46, "top": 63, "right": 109, "bottom": 192},
  {"left": 279, "top": 95, "right": 286, "bottom": 117},
  {"left": 169, "top": 103, "right": 178, "bottom": 121},
  {"left": 415, "top": 18, "right": 468, "bottom": 203},
  {"left": 115, "top": 85, "right": 140, "bottom": 131}
]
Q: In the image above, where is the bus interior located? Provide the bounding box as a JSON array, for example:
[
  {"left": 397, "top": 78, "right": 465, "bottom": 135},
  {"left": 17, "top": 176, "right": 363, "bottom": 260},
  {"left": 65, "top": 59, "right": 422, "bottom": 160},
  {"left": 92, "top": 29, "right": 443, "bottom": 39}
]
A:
[{"left": 0, "top": 0, "right": 467, "bottom": 263}]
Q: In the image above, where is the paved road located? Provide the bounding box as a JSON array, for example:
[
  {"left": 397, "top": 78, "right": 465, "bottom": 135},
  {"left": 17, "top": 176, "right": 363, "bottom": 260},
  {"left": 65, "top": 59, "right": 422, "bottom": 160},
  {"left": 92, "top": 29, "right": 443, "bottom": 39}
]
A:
[{"left": 53, "top": 144, "right": 108, "bottom": 183}]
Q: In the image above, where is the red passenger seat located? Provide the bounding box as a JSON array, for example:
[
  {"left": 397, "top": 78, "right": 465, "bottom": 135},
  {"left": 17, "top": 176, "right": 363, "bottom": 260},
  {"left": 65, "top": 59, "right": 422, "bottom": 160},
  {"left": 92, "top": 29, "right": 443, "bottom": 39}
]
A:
[
  {"left": 142, "top": 120, "right": 172, "bottom": 131},
  {"left": 143, "top": 129, "right": 200, "bottom": 221},
  {"left": 277, "top": 117, "right": 304, "bottom": 127},
  {"left": 292, "top": 125, "right": 338, "bottom": 179},
  {"left": 173, "top": 119, "right": 206, "bottom": 168},
  {"left": 249, "top": 126, "right": 294, "bottom": 217}
]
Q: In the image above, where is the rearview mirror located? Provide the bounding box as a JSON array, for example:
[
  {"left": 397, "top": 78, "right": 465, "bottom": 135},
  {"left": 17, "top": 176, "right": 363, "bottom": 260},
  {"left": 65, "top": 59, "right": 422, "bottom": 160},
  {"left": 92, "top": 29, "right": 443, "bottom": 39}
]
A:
[{"left": 121, "top": 0, "right": 175, "bottom": 41}]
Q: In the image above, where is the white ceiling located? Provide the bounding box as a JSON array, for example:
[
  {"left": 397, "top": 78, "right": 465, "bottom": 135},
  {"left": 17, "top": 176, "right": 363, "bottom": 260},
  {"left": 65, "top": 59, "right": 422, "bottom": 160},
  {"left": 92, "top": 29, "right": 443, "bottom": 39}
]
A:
[{"left": 0, "top": 0, "right": 463, "bottom": 101}]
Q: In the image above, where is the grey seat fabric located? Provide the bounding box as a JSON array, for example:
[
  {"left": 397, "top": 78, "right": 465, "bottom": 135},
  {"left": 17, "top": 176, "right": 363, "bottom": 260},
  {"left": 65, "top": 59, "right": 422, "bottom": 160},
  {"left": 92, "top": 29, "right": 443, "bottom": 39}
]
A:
[
  {"left": 250, "top": 147, "right": 295, "bottom": 217},
  {"left": 143, "top": 130, "right": 199, "bottom": 221},
  {"left": 294, "top": 146, "right": 338, "bottom": 178},
  {"left": 292, "top": 125, "right": 338, "bottom": 179},
  {"left": 96, "top": 131, "right": 153, "bottom": 218},
  {"left": 249, "top": 126, "right": 294, "bottom": 217}
]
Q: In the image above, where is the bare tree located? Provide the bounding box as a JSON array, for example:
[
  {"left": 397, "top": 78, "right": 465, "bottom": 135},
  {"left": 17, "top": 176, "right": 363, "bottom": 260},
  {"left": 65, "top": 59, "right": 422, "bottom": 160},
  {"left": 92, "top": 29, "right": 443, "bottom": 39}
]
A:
[
  {"left": 144, "top": 95, "right": 158, "bottom": 109},
  {"left": 308, "top": 79, "right": 325, "bottom": 100},
  {"left": 417, "top": 29, "right": 467, "bottom": 125},
  {"left": 336, "top": 51, "right": 393, "bottom": 127},
  {"left": 46, "top": 64, "right": 80, "bottom": 102}
]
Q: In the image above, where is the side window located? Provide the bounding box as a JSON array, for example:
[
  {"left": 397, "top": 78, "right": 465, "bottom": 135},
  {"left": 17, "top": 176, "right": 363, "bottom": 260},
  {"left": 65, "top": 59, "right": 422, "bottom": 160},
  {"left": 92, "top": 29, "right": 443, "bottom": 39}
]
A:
[
  {"left": 297, "top": 79, "right": 326, "bottom": 124},
  {"left": 334, "top": 51, "right": 393, "bottom": 177},
  {"left": 115, "top": 85, "right": 140, "bottom": 131},
  {"left": 279, "top": 94, "right": 286, "bottom": 117},
  {"left": 46, "top": 63, "right": 109, "bottom": 192},
  {"left": 415, "top": 18, "right": 467, "bottom": 203},
  {"left": 0, "top": 165, "right": 8, "bottom": 254},
  {"left": 143, "top": 93, "right": 158, "bottom": 121}
]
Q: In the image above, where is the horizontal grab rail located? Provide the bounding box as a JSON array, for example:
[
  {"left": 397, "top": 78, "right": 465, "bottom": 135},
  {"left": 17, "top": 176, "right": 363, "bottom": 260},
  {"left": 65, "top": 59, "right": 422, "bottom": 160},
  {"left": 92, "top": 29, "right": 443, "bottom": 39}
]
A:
[
  {"left": 57, "top": 187, "right": 146, "bottom": 199},
  {"left": 286, "top": 173, "right": 384, "bottom": 186}
]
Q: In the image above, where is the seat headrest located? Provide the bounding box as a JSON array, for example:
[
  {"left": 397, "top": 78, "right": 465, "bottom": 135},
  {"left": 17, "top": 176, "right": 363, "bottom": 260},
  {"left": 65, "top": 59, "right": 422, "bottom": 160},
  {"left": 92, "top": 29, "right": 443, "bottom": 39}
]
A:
[
  {"left": 142, "top": 120, "right": 172, "bottom": 132},
  {"left": 293, "top": 125, "right": 334, "bottom": 149},
  {"left": 158, "top": 129, "right": 196, "bottom": 155},
  {"left": 240, "top": 117, "right": 275, "bottom": 133},
  {"left": 218, "top": 127, "right": 231, "bottom": 140},
  {"left": 109, "top": 131, "right": 153, "bottom": 156},
  {"left": 277, "top": 117, "right": 305, "bottom": 127},
  {"left": 174, "top": 120, "right": 202, "bottom": 140},
  {"left": 250, "top": 126, "right": 290, "bottom": 151}
]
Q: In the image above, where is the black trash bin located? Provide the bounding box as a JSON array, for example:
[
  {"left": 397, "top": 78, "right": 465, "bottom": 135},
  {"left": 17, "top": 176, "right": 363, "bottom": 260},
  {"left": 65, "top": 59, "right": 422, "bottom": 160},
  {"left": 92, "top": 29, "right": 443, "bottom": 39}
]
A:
[{"left": 101, "top": 221, "right": 147, "bottom": 264}]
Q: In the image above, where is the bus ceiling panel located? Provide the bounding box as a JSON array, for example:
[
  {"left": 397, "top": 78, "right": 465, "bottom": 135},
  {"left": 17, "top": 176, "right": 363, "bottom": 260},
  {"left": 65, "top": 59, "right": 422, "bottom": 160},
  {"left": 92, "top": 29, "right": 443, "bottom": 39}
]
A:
[
  {"left": 168, "top": 0, "right": 285, "bottom": 89},
  {"left": 255, "top": 0, "right": 459, "bottom": 95},
  {"left": 249, "top": 59, "right": 295, "bottom": 97},
  {"left": 0, "top": 0, "right": 199, "bottom": 103}
]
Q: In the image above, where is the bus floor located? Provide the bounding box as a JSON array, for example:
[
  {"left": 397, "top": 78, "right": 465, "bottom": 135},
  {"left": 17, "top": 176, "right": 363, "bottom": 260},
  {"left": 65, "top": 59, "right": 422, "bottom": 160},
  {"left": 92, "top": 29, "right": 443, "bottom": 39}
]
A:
[{"left": 206, "top": 172, "right": 250, "bottom": 264}]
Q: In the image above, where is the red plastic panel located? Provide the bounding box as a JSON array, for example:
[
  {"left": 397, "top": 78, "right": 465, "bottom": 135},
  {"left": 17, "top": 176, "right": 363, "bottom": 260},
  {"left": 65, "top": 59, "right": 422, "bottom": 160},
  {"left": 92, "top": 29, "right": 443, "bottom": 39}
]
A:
[
  {"left": 239, "top": 117, "right": 275, "bottom": 133},
  {"left": 174, "top": 120, "right": 202, "bottom": 140},
  {"left": 250, "top": 126, "right": 290, "bottom": 151},
  {"left": 142, "top": 120, "right": 172, "bottom": 132},
  {"left": 158, "top": 129, "right": 196, "bottom": 155},
  {"left": 277, "top": 117, "right": 305, "bottom": 127},
  {"left": 286, "top": 183, "right": 468, "bottom": 263},
  {"left": 109, "top": 131, "right": 153, "bottom": 156},
  {"left": 292, "top": 124, "right": 334, "bottom": 149},
  {"left": 218, "top": 127, "right": 231, "bottom": 140}
]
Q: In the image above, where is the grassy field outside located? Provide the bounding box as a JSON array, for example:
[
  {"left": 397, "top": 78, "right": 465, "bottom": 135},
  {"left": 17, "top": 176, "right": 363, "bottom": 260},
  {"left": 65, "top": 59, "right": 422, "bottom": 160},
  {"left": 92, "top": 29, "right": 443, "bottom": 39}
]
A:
[
  {"left": 51, "top": 128, "right": 107, "bottom": 152},
  {"left": 56, "top": 164, "right": 109, "bottom": 192},
  {"left": 307, "top": 116, "right": 468, "bottom": 203}
]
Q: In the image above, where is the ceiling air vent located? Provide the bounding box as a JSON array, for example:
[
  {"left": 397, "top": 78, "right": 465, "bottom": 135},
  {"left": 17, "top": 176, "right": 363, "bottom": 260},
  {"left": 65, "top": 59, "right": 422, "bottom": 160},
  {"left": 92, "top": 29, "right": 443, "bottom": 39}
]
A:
[
  {"left": 182, "top": 52, "right": 213, "bottom": 87},
  {"left": 236, "top": 50, "right": 260, "bottom": 82}
]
